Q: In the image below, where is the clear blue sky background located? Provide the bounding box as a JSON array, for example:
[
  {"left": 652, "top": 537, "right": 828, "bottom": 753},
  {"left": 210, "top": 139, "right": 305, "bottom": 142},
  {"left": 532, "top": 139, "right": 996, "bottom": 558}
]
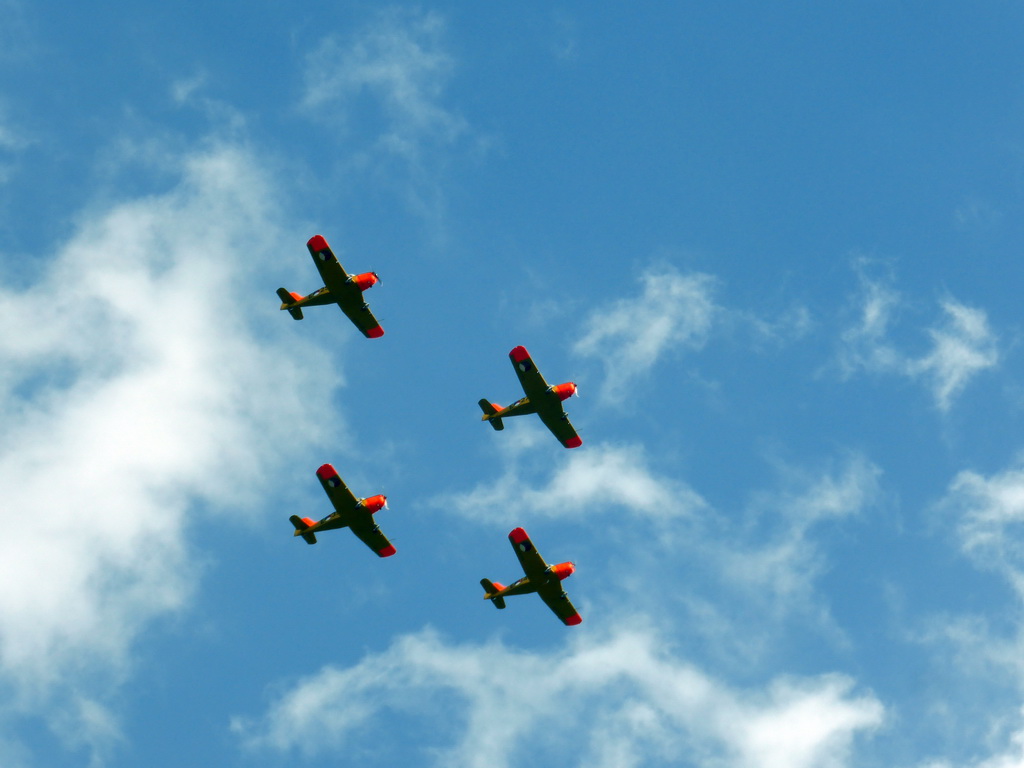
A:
[{"left": 1, "top": 2, "right": 1024, "bottom": 766}]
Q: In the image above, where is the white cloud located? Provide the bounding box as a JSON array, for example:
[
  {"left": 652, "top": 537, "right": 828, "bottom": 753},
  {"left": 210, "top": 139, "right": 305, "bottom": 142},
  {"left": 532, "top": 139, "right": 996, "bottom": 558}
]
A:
[
  {"left": 836, "top": 264, "right": 998, "bottom": 411},
  {"left": 684, "top": 453, "right": 883, "bottom": 653},
  {"left": 573, "top": 267, "right": 719, "bottom": 403},
  {"left": 436, "top": 431, "right": 706, "bottom": 525},
  {"left": 911, "top": 300, "right": 1000, "bottom": 412},
  {"left": 303, "top": 9, "right": 464, "bottom": 146},
  {"left": 943, "top": 459, "right": 1024, "bottom": 595},
  {"left": 920, "top": 715, "right": 1024, "bottom": 768},
  {"left": 722, "top": 454, "right": 882, "bottom": 601},
  {"left": 233, "top": 627, "right": 884, "bottom": 768},
  {"left": 0, "top": 142, "right": 342, "bottom": 756},
  {"left": 301, "top": 8, "right": 469, "bottom": 226},
  {"left": 439, "top": 430, "right": 880, "bottom": 653}
]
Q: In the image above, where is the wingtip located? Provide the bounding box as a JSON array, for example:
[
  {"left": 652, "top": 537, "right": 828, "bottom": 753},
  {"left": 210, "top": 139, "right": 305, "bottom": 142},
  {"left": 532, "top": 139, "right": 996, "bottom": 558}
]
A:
[
  {"left": 307, "top": 234, "right": 328, "bottom": 251},
  {"left": 509, "top": 345, "right": 530, "bottom": 362},
  {"left": 508, "top": 527, "right": 529, "bottom": 544},
  {"left": 366, "top": 325, "right": 384, "bottom": 338},
  {"left": 316, "top": 463, "right": 338, "bottom": 481},
  {"left": 564, "top": 436, "right": 583, "bottom": 449},
  {"left": 378, "top": 544, "right": 397, "bottom": 557},
  {"left": 565, "top": 613, "right": 583, "bottom": 626}
]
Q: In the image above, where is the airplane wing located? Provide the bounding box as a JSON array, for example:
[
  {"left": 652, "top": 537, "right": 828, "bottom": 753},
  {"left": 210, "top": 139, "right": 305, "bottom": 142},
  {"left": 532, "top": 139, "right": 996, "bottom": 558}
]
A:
[
  {"left": 538, "top": 584, "right": 583, "bottom": 625},
  {"left": 338, "top": 300, "right": 384, "bottom": 339},
  {"left": 508, "top": 346, "right": 551, "bottom": 399},
  {"left": 539, "top": 410, "right": 583, "bottom": 449},
  {"left": 349, "top": 515, "right": 397, "bottom": 558},
  {"left": 508, "top": 527, "right": 549, "bottom": 580},
  {"left": 316, "top": 463, "right": 359, "bottom": 512},
  {"left": 307, "top": 235, "right": 351, "bottom": 292}
]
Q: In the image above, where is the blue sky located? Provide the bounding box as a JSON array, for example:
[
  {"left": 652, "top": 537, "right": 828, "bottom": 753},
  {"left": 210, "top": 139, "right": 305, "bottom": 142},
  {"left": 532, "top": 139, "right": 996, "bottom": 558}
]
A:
[{"left": 1, "top": 2, "right": 1024, "bottom": 766}]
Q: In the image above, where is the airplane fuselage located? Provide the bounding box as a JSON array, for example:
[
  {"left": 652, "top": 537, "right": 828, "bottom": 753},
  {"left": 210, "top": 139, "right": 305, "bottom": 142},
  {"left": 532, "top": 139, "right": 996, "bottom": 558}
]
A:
[{"left": 488, "top": 561, "right": 576, "bottom": 599}]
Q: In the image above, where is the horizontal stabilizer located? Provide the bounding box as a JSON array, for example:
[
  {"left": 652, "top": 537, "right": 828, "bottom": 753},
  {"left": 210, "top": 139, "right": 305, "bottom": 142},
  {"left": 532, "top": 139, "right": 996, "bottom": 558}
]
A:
[
  {"left": 289, "top": 515, "right": 317, "bottom": 545},
  {"left": 480, "top": 578, "right": 506, "bottom": 609},
  {"left": 276, "top": 287, "right": 304, "bottom": 320},
  {"left": 478, "top": 399, "right": 504, "bottom": 431}
]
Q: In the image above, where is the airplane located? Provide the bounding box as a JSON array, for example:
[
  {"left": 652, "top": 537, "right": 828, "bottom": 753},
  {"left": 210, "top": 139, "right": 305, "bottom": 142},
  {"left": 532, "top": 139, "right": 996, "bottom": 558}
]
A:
[
  {"left": 289, "top": 463, "right": 397, "bottom": 557},
  {"left": 276, "top": 235, "right": 385, "bottom": 338},
  {"left": 478, "top": 345, "right": 582, "bottom": 448},
  {"left": 480, "top": 527, "right": 582, "bottom": 625}
]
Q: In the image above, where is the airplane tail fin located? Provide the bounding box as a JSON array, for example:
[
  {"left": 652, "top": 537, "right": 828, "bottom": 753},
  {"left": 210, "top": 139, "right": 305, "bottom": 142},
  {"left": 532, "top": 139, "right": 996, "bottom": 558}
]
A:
[
  {"left": 478, "top": 399, "right": 504, "bottom": 431},
  {"left": 276, "top": 287, "right": 304, "bottom": 320},
  {"left": 480, "top": 578, "right": 507, "bottom": 609},
  {"left": 289, "top": 515, "right": 317, "bottom": 545}
]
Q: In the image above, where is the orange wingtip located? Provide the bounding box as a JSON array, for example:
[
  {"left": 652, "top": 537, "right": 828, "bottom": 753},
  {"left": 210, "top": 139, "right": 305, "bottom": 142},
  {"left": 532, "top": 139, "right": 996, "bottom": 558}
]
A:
[
  {"left": 564, "top": 436, "right": 583, "bottom": 449},
  {"left": 509, "top": 345, "right": 530, "bottom": 363},
  {"left": 508, "top": 527, "right": 529, "bottom": 544},
  {"left": 316, "top": 463, "right": 339, "bottom": 481},
  {"left": 565, "top": 613, "right": 583, "bottom": 626},
  {"left": 366, "top": 325, "right": 384, "bottom": 338},
  {"left": 307, "top": 234, "right": 328, "bottom": 251},
  {"left": 378, "top": 544, "right": 397, "bottom": 557}
]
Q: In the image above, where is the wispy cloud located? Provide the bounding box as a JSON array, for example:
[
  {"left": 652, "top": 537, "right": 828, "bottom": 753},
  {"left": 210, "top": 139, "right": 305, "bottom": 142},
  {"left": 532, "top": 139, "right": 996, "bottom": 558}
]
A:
[
  {"left": 0, "top": 141, "right": 342, "bottom": 758},
  {"left": 233, "top": 627, "right": 884, "bottom": 768},
  {"left": 438, "top": 428, "right": 880, "bottom": 653},
  {"left": 911, "top": 300, "right": 1000, "bottom": 412},
  {"left": 836, "top": 262, "right": 998, "bottom": 411},
  {"left": 573, "top": 267, "right": 719, "bottom": 404},
  {"left": 943, "top": 458, "right": 1024, "bottom": 594},
  {"left": 435, "top": 431, "right": 706, "bottom": 525},
  {"left": 712, "top": 454, "right": 883, "bottom": 634},
  {"left": 301, "top": 8, "right": 469, "bottom": 225}
]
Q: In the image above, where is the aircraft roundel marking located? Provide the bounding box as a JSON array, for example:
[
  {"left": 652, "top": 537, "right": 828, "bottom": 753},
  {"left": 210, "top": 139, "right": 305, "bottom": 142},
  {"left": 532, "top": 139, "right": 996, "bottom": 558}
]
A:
[
  {"left": 519, "top": 543, "right": 527, "bottom": 552},
  {"left": 518, "top": 363, "right": 528, "bottom": 372},
  {"left": 318, "top": 252, "right": 327, "bottom": 261},
  {"left": 328, "top": 477, "right": 340, "bottom": 487}
]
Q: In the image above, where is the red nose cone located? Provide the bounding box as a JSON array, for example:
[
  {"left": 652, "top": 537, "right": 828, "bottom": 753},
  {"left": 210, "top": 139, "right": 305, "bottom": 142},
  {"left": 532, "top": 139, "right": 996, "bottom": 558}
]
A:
[
  {"left": 363, "top": 494, "right": 387, "bottom": 513},
  {"left": 353, "top": 272, "right": 379, "bottom": 291},
  {"left": 553, "top": 561, "right": 576, "bottom": 580},
  {"left": 552, "top": 382, "right": 577, "bottom": 402}
]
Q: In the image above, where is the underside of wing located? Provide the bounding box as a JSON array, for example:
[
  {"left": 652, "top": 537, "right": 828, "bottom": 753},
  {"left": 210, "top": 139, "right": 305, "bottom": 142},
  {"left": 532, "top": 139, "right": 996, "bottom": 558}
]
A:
[
  {"left": 350, "top": 515, "right": 397, "bottom": 557},
  {"left": 539, "top": 410, "right": 583, "bottom": 449},
  {"left": 508, "top": 527, "right": 549, "bottom": 580},
  {"left": 508, "top": 346, "right": 551, "bottom": 399},
  {"left": 339, "top": 300, "right": 385, "bottom": 338},
  {"left": 316, "top": 463, "right": 359, "bottom": 512},
  {"left": 539, "top": 585, "right": 583, "bottom": 626}
]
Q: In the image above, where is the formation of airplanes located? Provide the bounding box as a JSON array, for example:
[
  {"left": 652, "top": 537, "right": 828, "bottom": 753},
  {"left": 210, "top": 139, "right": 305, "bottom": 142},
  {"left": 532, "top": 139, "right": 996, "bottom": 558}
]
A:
[{"left": 280, "top": 235, "right": 583, "bottom": 626}]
